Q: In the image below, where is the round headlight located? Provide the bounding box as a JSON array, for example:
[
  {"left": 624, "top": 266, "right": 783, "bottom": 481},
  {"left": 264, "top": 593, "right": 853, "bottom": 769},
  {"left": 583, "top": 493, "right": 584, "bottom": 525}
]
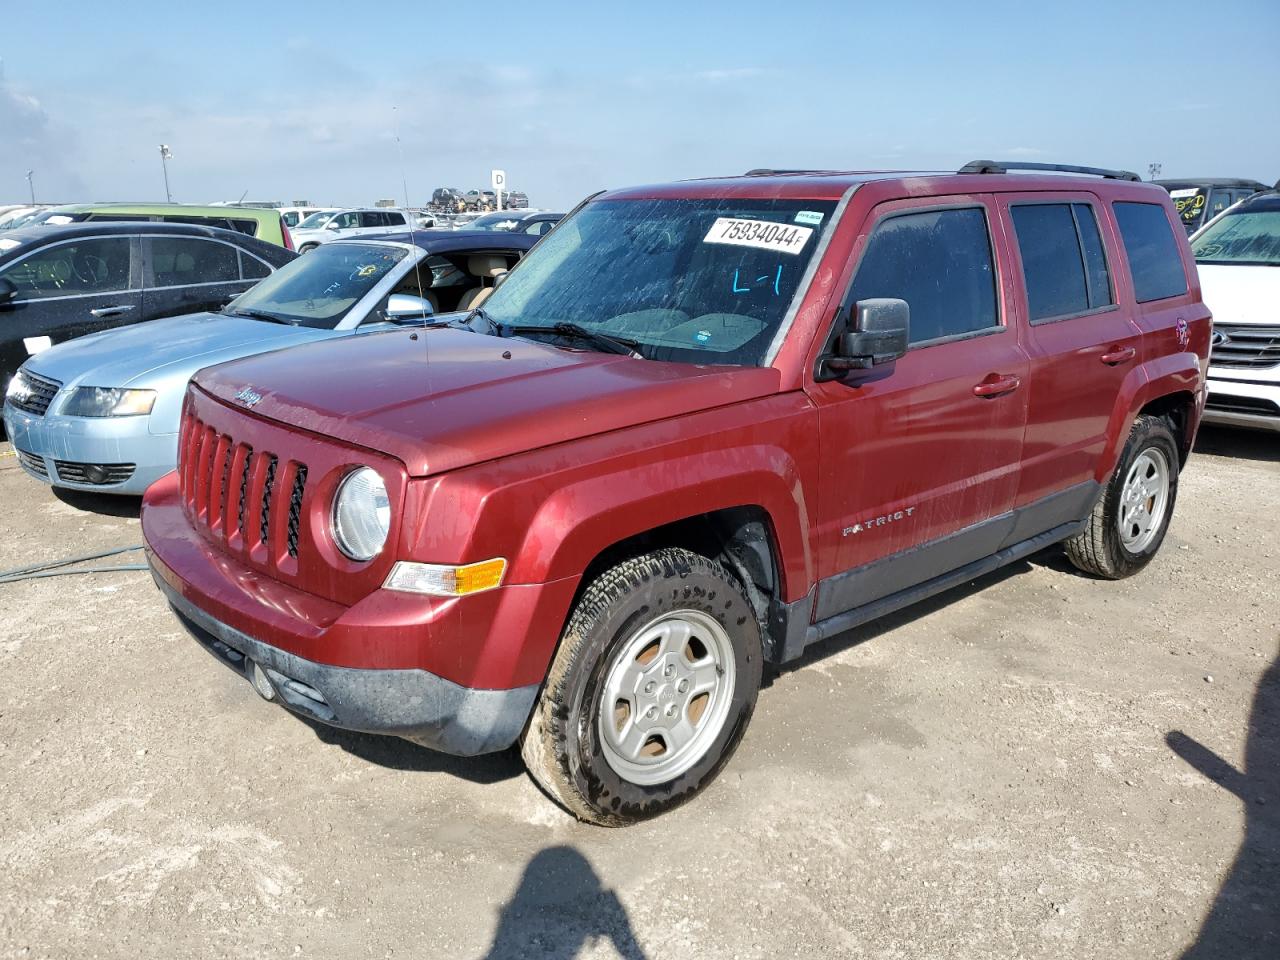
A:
[{"left": 332, "top": 467, "right": 390, "bottom": 561}]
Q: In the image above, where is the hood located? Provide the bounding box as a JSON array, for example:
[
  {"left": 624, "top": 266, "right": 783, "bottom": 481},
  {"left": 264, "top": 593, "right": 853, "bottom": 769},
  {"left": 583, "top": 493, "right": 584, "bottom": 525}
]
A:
[
  {"left": 1198, "top": 264, "right": 1280, "bottom": 326},
  {"left": 195, "top": 328, "right": 782, "bottom": 477},
  {"left": 25, "top": 312, "right": 332, "bottom": 390}
]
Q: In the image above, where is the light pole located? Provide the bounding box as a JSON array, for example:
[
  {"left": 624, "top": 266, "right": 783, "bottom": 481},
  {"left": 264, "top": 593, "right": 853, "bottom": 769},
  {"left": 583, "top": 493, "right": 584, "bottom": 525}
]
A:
[
  {"left": 25, "top": 170, "right": 34, "bottom": 204},
  {"left": 1148, "top": 162, "right": 1162, "bottom": 182},
  {"left": 158, "top": 144, "right": 173, "bottom": 202}
]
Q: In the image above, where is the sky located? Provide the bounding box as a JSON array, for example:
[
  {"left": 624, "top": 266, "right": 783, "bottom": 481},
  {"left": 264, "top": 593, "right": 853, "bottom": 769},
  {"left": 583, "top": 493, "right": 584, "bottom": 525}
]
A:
[{"left": 2, "top": 0, "right": 1277, "bottom": 210}]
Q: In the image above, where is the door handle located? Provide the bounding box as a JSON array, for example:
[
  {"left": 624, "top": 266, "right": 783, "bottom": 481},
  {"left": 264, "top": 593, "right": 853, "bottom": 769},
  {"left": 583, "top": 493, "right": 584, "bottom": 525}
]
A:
[
  {"left": 972, "top": 374, "right": 1022, "bottom": 398},
  {"left": 1100, "top": 346, "right": 1136, "bottom": 366},
  {"left": 89, "top": 305, "right": 137, "bottom": 319}
]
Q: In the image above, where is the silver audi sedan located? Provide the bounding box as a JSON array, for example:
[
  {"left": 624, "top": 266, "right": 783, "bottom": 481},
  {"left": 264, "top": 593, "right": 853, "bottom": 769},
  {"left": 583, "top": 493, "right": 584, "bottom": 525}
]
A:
[{"left": 4, "top": 231, "right": 534, "bottom": 494}]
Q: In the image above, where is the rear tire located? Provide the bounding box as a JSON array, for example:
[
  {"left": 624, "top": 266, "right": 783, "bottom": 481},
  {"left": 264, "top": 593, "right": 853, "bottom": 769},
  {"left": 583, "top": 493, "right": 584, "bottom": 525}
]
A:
[
  {"left": 521, "top": 548, "right": 762, "bottom": 826},
  {"left": 1065, "top": 415, "right": 1180, "bottom": 579}
]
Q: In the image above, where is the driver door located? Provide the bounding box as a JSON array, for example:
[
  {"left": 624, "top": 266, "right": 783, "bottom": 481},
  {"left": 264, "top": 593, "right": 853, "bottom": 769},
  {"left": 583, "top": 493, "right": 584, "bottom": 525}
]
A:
[{"left": 0, "top": 235, "right": 142, "bottom": 372}]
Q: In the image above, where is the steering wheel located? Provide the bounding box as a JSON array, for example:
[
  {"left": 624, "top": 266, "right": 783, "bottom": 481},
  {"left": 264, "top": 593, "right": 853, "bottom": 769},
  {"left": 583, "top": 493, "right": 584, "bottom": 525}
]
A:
[{"left": 73, "top": 254, "right": 108, "bottom": 285}]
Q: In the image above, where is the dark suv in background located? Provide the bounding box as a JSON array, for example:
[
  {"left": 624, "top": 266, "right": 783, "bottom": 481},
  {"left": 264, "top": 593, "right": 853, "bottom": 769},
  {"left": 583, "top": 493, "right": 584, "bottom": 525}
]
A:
[
  {"left": 1154, "top": 178, "right": 1270, "bottom": 233},
  {"left": 0, "top": 221, "right": 294, "bottom": 396}
]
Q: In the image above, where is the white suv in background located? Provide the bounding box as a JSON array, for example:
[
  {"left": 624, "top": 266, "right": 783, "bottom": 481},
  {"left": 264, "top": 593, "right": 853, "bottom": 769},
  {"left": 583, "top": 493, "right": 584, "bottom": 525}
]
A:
[
  {"left": 291, "top": 208, "right": 413, "bottom": 252},
  {"left": 1191, "top": 188, "right": 1280, "bottom": 432}
]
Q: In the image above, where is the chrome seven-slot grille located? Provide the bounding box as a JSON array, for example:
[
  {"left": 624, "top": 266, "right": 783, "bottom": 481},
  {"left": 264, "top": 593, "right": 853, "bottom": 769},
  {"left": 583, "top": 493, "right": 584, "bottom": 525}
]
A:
[
  {"left": 1211, "top": 325, "right": 1280, "bottom": 369},
  {"left": 7, "top": 370, "right": 61, "bottom": 417},
  {"left": 180, "top": 411, "right": 308, "bottom": 562}
]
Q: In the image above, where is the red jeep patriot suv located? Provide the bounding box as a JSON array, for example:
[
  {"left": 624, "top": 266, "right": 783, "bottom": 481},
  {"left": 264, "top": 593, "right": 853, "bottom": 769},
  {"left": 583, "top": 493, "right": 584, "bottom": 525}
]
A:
[{"left": 143, "top": 161, "right": 1210, "bottom": 825}]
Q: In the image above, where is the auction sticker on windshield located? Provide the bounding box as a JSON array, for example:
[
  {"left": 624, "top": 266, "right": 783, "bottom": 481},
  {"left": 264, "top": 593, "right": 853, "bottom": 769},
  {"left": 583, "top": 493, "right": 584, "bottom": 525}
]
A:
[{"left": 704, "top": 218, "right": 813, "bottom": 254}]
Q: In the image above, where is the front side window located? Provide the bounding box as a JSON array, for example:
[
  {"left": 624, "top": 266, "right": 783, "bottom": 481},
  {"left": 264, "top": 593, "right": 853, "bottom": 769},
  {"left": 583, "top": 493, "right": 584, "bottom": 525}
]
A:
[
  {"left": 331, "top": 212, "right": 360, "bottom": 230},
  {"left": 481, "top": 196, "right": 838, "bottom": 365},
  {"left": 0, "top": 237, "right": 133, "bottom": 299},
  {"left": 224, "top": 241, "right": 407, "bottom": 329},
  {"left": 1191, "top": 205, "right": 1280, "bottom": 266},
  {"left": 1113, "top": 202, "right": 1188, "bottom": 303},
  {"left": 848, "top": 207, "right": 999, "bottom": 344},
  {"left": 1011, "top": 203, "right": 1114, "bottom": 322},
  {"left": 147, "top": 237, "right": 239, "bottom": 286}
]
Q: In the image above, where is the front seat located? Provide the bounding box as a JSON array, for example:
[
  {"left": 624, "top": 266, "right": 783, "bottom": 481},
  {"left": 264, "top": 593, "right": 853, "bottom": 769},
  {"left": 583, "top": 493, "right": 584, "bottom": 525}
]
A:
[{"left": 457, "top": 255, "right": 508, "bottom": 311}]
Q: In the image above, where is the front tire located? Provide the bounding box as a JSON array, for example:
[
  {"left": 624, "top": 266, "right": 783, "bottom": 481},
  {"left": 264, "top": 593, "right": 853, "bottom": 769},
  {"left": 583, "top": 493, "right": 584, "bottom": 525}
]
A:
[
  {"left": 1065, "top": 415, "right": 1180, "bottom": 579},
  {"left": 521, "top": 548, "right": 762, "bottom": 826}
]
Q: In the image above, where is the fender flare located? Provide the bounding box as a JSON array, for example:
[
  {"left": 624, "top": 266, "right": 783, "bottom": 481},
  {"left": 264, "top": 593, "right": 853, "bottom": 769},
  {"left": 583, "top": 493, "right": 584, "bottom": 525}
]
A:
[
  {"left": 509, "top": 444, "right": 814, "bottom": 603},
  {"left": 1097, "top": 354, "right": 1203, "bottom": 483}
]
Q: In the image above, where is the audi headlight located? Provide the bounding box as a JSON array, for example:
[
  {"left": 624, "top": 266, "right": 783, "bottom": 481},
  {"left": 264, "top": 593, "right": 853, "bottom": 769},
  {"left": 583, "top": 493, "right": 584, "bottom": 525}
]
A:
[
  {"left": 62, "top": 386, "right": 156, "bottom": 417},
  {"left": 332, "top": 467, "right": 390, "bottom": 561}
]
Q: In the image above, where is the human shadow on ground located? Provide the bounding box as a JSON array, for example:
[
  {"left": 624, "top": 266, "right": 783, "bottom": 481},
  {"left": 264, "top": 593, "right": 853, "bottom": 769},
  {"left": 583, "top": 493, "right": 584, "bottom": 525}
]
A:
[
  {"left": 481, "top": 845, "right": 647, "bottom": 960},
  {"left": 1167, "top": 648, "right": 1279, "bottom": 959},
  {"left": 296, "top": 715, "right": 524, "bottom": 785}
]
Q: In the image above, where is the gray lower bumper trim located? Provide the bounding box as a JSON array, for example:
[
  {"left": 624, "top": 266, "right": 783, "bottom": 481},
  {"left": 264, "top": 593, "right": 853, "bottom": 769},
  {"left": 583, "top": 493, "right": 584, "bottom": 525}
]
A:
[{"left": 155, "top": 572, "right": 538, "bottom": 756}]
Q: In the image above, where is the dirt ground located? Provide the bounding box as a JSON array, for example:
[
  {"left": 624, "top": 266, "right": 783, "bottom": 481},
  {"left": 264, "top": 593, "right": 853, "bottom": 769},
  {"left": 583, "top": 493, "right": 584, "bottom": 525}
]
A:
[{"left": 0, "top": 427, "right": 1276, "bottom": 960}]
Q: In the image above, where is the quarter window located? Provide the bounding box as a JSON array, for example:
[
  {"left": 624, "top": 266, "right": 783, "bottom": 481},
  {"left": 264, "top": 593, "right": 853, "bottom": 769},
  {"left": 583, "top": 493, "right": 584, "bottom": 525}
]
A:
[
  {"left": 147, "top": 237, "right": 239, "bottom": 286},
  {"left": 849, "top": 207, "right": 999, "bottom": 344},
  {"left": 239, "top": 251, "right": 271, "bottom": 280},
  {"left": 0, "top": 237, "right": 133, "bottom": 299},
  {"left": 1113, "top": 202, "right": 1188, "bottom": 303},
  {"left": 1010, "top": 203, "right": 1113, "bottom": 322}
]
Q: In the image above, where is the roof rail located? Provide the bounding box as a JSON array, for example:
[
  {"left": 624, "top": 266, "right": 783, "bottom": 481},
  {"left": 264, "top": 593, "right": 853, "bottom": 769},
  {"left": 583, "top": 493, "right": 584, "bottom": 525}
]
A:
[
  {"left": 743, "top": 168, "right": 836, "bottom": 177},
  {"left": 958, "top": 160, "right": 1141, "bottom": 182}
]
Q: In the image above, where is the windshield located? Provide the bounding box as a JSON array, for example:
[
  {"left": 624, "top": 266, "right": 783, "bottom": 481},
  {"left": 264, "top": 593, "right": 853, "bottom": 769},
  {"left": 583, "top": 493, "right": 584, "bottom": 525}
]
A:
[
  {"left": 1192, "top": 209, "right": 1280, "bottom": 266},
  {"left": 296, "top": 210, "right": 338, "bottom": 230},
  {"left": 468, "top": 212, "right": 523, "bottom": 232},
  {"left": 480, "top": 197, "right": 837, "bottom": 365},
  {"left": 226, "top": 242, "right": 409, "bottom": 328}
]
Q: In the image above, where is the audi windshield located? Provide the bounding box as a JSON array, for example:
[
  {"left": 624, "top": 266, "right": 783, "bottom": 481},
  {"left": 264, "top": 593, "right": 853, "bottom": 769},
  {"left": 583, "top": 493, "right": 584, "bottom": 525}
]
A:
[{"left": 479, "top": 197, "right": 837, "bottom": 365}]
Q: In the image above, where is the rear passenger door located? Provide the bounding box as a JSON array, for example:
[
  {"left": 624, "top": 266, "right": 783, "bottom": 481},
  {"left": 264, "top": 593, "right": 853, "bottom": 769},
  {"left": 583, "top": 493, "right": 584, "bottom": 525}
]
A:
[
  {"left": 809, "top": 197, "right": 1029, "bottom": 619},
  {"left": 996, "top": 194, "right": 1142, "bottom": 511},
  {"left": 141, "top": 235, "right": 264, "bottom": 321},
  {"left": 0, "top": 235, "right": 142, "bottom": 369}
]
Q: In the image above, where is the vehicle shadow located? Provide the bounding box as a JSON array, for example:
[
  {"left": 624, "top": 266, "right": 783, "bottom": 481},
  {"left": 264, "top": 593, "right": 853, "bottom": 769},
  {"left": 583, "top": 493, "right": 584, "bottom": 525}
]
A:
[
  {"left": 775, "top": 556, "right": 1034, "bottom": 681},
  {"left": 296, "top": 715, "right": 524, "bottom": 785},
  {"left": 1167, "top": 647, "right": 1279, "bottom": 958},
  {"left": 480, "top": 845, "right": 648, "bottom": 960},
  {"left": 1194, "top": 426, "right": 1280, "bottom": 463},
  {"left": 52, "top": 487, "right": 142, "bottom": 518}
]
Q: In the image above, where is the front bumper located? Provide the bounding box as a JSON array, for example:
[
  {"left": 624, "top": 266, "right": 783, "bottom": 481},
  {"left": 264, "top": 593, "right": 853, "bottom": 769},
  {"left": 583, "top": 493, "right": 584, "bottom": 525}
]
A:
[
  {"left": 1203, "top": 372, "right": 1280, "bottom": 433},
  {"left": 154, "top": 572, "right": 538, "bottom": 755},
  {"left": 3, "top": 401, "right": 177, "bottom": 493}
]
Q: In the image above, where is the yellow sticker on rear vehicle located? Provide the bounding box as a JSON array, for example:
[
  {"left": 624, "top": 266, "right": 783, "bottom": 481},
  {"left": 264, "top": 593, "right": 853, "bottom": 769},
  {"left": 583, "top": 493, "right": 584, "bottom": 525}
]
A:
[
  {"left": 357, "top": 264, "right": 378, "bottom": 277},
  {"left": 703, "top": 218, "right": 813, "bottom": 255}
]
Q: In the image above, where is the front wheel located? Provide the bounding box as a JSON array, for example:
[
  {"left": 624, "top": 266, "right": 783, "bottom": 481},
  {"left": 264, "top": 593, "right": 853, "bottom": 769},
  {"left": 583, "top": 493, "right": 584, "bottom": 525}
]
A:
[
  {"left": 521, "top": 548, "right": 762, "bottom": 826},
  {"left": 1065, "top": 414, "right": 1180, "bottom": 579}
]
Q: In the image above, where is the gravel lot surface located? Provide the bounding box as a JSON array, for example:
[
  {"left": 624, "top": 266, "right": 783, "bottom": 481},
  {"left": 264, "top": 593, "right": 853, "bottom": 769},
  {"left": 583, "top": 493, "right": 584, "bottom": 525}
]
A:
[{"left": 1, "top": 427, "right": 1276, "bottom": 960}]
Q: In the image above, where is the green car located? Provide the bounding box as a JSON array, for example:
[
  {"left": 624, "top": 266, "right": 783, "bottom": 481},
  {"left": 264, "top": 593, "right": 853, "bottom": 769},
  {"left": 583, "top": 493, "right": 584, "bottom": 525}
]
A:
[{"left": 27, "top": 203, "right": 293, "bottom": 248}]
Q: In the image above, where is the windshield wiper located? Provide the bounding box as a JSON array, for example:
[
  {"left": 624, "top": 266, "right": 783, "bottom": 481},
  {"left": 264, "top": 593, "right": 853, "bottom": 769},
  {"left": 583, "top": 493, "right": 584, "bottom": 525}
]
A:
[
  {"left": 226, "top": 307, "right": 297, "bottom": 326},
  {"left": 503, "top": 322, "right": 645, "bottom": 358}
]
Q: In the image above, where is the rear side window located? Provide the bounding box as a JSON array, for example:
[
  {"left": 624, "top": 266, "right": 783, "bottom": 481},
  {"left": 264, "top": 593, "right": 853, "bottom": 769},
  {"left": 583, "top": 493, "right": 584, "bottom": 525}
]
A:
[
  {"left": 850, "top": 207, "right": 999, "bottom": 344},
  {"left": 1113, "top": 202, "right": 1188, "bottom": 303},
  {"left": 1011, "top": 203, "right": 1114, "bottom": 322},
  {"left": 147, "top": 237, "right": 239, "bottom": 286},
  {"left": 385, "top": 212, "right": 406, "bottom": 226},
  {"left": 160, "top": 215, "right": 258, "bottom": 237}
]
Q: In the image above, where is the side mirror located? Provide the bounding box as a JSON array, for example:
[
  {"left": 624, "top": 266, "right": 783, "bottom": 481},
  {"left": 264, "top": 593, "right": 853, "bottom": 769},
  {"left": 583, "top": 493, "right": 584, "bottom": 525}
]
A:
[
  {"left": 819, "top": 298, "right": 910, "bottom": 379},
  {"left": 492, "top": 270, "right": 510, "bottom": 289},
  {"left": 384, "top": 293, "right": 434, "bottom": 323},
  {"left": 0, "top": 278, "right": 16, "bottom": 303},
  {"left": 324, "top": 220, "right": 340, "bottom": 231}
]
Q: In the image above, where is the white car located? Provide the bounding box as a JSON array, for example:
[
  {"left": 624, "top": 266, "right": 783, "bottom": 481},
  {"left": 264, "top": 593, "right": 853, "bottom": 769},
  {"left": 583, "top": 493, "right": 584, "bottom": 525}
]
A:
[
  {"left": 1191, "top": 188, "right": 1280, "bottom": 432},
  {"left": 0, "top": 206, "right": 42, "bottom": 230},
  {"left": 291, "top": 208, "right": 414, "bottom": 252}
]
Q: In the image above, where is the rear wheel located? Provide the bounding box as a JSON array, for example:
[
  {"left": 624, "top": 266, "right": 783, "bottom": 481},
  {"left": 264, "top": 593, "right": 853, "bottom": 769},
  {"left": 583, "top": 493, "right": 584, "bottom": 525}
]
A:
[
  {"left": 521, "top": 548, "right": 762, "bottom": 826},
  {"left": 299, "top": 243, "right": 319, "bottom": 254},
  {"left": 1065, "top": 415, "right": 1180, "bottom": 579}
]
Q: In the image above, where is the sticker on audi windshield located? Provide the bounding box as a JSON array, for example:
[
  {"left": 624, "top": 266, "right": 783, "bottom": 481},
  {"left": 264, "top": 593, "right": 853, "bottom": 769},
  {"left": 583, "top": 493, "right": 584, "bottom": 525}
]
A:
[{"left": 703, "top": 218, "right": 813, "bottom": 254}]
